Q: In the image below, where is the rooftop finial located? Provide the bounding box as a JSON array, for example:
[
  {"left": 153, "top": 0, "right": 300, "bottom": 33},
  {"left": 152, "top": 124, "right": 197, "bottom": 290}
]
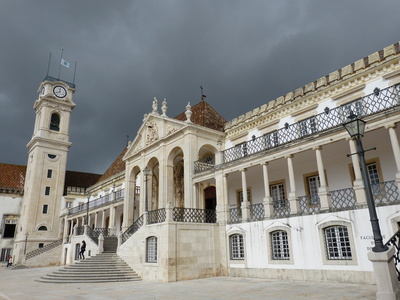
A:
[{"left": 200, "top": 85, "right": 207, "bottom": 101}]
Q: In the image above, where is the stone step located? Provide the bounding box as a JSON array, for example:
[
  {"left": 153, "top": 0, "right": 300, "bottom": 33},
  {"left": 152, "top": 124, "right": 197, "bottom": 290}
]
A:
[{"left": 37, "top": 252, "right": 141, "bottom": 283}]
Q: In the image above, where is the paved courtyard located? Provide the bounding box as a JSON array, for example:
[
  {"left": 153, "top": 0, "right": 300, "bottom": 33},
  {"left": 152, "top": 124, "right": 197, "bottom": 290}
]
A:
[{"left": 0, "top": 265, "right": 376, "bottom": 300}]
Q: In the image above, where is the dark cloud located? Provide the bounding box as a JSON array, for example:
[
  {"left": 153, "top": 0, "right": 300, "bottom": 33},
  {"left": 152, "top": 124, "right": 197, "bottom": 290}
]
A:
[{"left": 1, "top": 0, "right": 399, "bottom": 174}]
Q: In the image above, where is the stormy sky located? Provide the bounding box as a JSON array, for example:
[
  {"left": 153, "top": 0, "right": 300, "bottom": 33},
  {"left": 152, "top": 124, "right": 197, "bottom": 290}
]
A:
[{"left": 1, "top": 0, "right": 399, "bottom": 175}]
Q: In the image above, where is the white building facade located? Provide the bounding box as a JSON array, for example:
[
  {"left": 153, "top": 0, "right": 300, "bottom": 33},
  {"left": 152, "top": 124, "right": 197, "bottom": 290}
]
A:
[{"left": 2, "top": 42, "right": 400, "bottom": 285}]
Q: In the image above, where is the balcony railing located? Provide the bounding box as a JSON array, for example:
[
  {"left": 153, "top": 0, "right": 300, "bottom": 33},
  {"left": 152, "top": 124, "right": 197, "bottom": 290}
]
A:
[
  {"left": 228, "top": 181, "right": 400, "bottom": 223},
  {"left": 385, "top": 229, "right": 400, "bottom": 281},
  {"left": 173, "top": 207, "right": 217, "bottom": 223},
  {"left": 121, "top": 214, "right": 144, "bottom": 244},
  {"left": 68, "top": 189, "right": 125, "bottom": 216},
  {"left": 148, "top": 208, "right": 166, "bottom": 224},
  {"left": 194, "top": 155, "right": 215, "bottom": 173},
  {"left": 218, "top": 84, "right": 400, "bottom": 165},
  {"left": 331, "top": 187, "right": 356, "bottom": 209}
]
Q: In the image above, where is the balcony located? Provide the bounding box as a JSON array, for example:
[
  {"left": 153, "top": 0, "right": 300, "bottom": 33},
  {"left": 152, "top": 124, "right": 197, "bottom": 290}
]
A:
[
  {"left": 228, "top": 180, "right": 400, "bottom": 224},
  {"left": 194, "top": 84, "right": 400, "bottom": 172}
]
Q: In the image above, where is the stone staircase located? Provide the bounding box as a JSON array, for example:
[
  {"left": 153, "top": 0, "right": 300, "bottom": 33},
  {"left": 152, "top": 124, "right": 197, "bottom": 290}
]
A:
[{"left": 37, "top": 252, "right": 140, "bottom": 283}]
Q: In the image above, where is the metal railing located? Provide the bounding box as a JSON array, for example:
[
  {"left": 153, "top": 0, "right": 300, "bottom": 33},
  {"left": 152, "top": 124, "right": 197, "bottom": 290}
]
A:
[
  {"left": 250, "top": 203, "right": 265, "bottom": 221},
  {"left": 75, "top": 226, "right": 84, "bottom": 235},
  {"left": 385, "top": 230, "right": 400, "bottom": 281},
  {"left": 68, "top": 189, "right": 125, "bottom": 216},
  {"left": 299, "top": 195, "right": 321, "bottom": 214},
  {"left": 194, "top": 155, "right": 215, "bottom": 173},
  {"left": 173, "top": 207, "right": 217, "bottom": 223},
  {"left": 229, "top": 207, "right": 242, "bottom": 223},
  {"left": 148, "top": 208, "right": 166, "bottom": 224},
  {"left": 331, "top": 187, "right": 356, "bottom": 209},
  {"left": 273, "top": 199, "right": 291, "bottom": 218},
  {"left": 373, "top": 181, "right": 400, "bottom": 204},
  {"left": 223, "top": 84, "right": 400, "bottom": 164},
  {"left": 121, "top": 215, "right": 144, "bottom": 244}
]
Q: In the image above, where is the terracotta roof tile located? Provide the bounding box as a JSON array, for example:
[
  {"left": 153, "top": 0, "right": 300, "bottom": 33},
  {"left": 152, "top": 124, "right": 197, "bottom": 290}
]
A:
[
  {"left": 64, "top": 170, "right": 102, "bottom": 195},
  {"left": 174, "top": 100, "right": 226, "bottom": 131},
  {"left": 0, "top": 163, "right": 26, "bottom": 193}
]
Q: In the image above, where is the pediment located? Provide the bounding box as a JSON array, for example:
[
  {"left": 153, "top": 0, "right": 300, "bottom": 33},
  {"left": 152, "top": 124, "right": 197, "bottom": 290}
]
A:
[{"left": 124, "top": 114, "right": 186, "bottom": 160}]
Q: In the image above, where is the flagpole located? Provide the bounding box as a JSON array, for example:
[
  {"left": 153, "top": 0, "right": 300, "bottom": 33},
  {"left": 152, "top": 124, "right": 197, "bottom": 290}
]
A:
[
  {"left": 73, "top": 61, "right": 77, "bottom": 84},
  {"left": 46, "top": 52, "right": 52, "bottom": 77},
  {"left": 58, "top": 48, "right": 64, "bottom": 79}
]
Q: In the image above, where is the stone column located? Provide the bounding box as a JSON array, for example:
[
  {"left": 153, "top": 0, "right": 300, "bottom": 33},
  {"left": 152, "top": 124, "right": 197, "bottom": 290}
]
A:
[
  {"left": 287, "top": 155, "right": 299, "bottom": 213},
  {"left": 367, "top": 246, "right": 400, "bottom": 300},
  {"left": 240, "top": 168, "right": 250, "bottom": 221},
  {"left": 348, "top": 138, "right": 366, "bottom": 204},
  {"left": 101, "top": 210, "right": 106, "bottom": 228},
  {"left": 314, "top": 146, "right": 331, "bottom": 210},
  {"left": 109, "top": 206, "right": 116, "bottom": 236},
  {"left": 63, "top": 217, "right": 69, "bottom": 244},
  {"left": 262, "top": 162, "right": 273, "bottom": 218},
  {"left": 386, "top": 124, "right": 400, "bottom": 191},
  {"left": 94, "top": 212, "right": 98, "bottom": 228},
  {"left": 215, "top": 171, "right": 228, "bottom": 224}
]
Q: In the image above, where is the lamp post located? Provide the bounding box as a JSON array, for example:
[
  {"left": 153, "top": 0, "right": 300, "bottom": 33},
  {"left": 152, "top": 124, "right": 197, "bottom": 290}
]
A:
[
  {"left": 343, "top": 112, "right": 388, "bottom": 252},
  {"left": 86, "top": 192, "right": 91, "bottom": 226},
  {"left": 143, "top": 166, "right": 151, "bottom": 212}
]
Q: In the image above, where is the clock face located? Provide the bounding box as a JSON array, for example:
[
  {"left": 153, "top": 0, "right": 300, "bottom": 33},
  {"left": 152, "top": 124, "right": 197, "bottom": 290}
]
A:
[{"left": 53, "top": 86, "right": 67, "bottom": 98}]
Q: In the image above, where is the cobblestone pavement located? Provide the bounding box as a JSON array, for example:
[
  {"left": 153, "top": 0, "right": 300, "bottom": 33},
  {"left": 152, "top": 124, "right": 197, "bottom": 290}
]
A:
[{"left": 0, "top": 265, "right": 376, "bottom": 300}]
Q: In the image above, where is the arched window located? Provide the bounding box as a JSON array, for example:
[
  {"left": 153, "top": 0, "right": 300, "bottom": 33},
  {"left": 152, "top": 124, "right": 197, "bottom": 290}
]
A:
[
  {"left": 38, "top": 226, "right": 48, "bottom": 231},
  {"left": 146, "top": 236, "right": 157, "bottom": 263},
  {"left": 324, "top": 225, "right": 352, "bottom": 260},
  {"left": 270, "top": 230, "right": 290, "bottom": 260},
  {"left": 50, "top": 113, "right": 60, "bottom": 131},
  {"left": 229, "top": 234, "right": 244, "bottom": 260}
]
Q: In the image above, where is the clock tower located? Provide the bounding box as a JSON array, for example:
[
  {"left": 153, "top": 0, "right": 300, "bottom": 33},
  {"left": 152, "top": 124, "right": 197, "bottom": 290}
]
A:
[{"left": 14, "top": 76, "right": 76, "bottom": 264}]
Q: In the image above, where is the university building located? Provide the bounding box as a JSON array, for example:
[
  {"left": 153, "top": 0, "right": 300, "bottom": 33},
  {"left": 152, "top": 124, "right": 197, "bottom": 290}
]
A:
[{"left": 1, "top": 41, "right": 400, "bottom": 285}]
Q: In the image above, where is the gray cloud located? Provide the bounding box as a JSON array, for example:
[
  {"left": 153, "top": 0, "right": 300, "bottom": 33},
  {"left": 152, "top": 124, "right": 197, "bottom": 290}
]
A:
[{"left": 1, "top": 0, "right": 399, "bottom": 174}]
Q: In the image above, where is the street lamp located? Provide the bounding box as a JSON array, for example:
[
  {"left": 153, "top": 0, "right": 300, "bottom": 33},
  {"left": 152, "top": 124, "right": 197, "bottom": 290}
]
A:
[
  {"left": 86, "top": 191, "right": 91, "bottom": 226},
  {"left": 343, "top": 112, "right": 388, "bottom": 252},
  {"left": 143, "top": 166, "right": 151, "bottom": 212}
]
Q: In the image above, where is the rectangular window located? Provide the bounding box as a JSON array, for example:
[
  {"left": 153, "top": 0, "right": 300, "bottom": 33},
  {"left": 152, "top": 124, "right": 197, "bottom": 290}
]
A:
[
  {"left": 146, "top": 236, "right": 157, "bottom": 263},
  {"left": 324, "top": 226, "right": 352, "bottom": 260},
  {"left": 229, "top": 234, "right": 244, "bottom": 260},
  {"left": 270, "top": 183, "right": 286, "bottom": 208},
  {"left": 45, "top": 186, "right": 50, "bottom": 195},
  {"left": 65, "top": 201, "right": 72, "bottom": 208},
  {"left": 47, "top": 169, "right": 52, "bottom": 178},
  {"left": 367, "top": 162, "right": 381, "bottom": 195},
  {"left": 270, "top": 230, "right": 290, "bottom": 260},
  {"left": 299, "top": 117, "right": 317, "bottom": 137},
  {"left": 42, "top": 205, "right": 48, "bottom": 214},
  {"left": 0, "top": 249, "right": 11, "bottom": 262},
  {"left": 237, "top": 188, "right": 252, "bottom": 207},
  {"left": 38, "top": 243, "right": 44, "bottom": 249},
  {"left": 3, "top": 224, "right": 16, "bottom": 238}
]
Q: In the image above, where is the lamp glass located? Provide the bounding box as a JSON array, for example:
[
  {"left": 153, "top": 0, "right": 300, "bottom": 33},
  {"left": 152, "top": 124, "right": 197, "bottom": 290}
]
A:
[
  {"left": 343, "top": 113, "right": 366, "bottom": 138},
  {"left": 143, "top": 166, "right": 151, "bottom": 176}
]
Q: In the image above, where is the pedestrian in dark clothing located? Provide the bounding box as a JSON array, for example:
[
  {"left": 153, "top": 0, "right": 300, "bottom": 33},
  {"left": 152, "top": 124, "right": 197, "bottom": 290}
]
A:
[{"left": 79, "top": 240, "right": 86, "bottom": 260}]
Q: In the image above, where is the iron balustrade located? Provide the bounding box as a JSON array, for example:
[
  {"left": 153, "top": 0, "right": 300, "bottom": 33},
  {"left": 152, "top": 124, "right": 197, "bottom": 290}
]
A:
[
  {"left": 372, "top": 181, "right": 400, "bottom": 204},
  {"left": 331, "top": 187, "right": 356, "bottom": 209},
  {"left": 121, "top": 215, "right": 144, "bottom": 244},
  {"left": 299, "top": 195, "right": 321, "bottom": 214},
  {"left": 229, "top": 207, "right": 242, "bottom": 223},
  {"left": 194, "top": 155, "right": 215, "bottom": 173},
  {"left": 222, "top": 84, "right": 400, "bottom": 164},
  {"left": 173, "top": 207, "right": 217, "bottom": 223},
  {"left": 75, "top": 226, "right": 84, "bottom": 236},
  {"left": 148, "top": 208, "right": 166, "bottom": 224},
  {"left": 250, "top": 203, "right": 265, "bottom": 221},
  {"left": 91, "top": 228, "right": 111, "bottom": 237},
  {"left": 68, "top": 189, "right": 125, "bottom": 216},
  {"left": 385, "top": 229, "right": 400, "bottom": 281},
  {"left": 273, "top": 199, "right": 291, "bottom": 218}
]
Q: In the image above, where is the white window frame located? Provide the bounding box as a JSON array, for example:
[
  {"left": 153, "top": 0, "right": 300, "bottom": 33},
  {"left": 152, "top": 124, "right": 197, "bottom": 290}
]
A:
[{"left": 229, "top": 234, "right": 245, "bottom": 260}]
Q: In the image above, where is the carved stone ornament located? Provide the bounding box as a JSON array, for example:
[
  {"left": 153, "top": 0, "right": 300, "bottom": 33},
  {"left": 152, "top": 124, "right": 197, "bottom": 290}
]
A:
[
  {"left": 146, "top": 120, "right": 159, "bottom": 144},
  {"left": 161, "top": 98, "right": 168, "bottom": 116},
  {"left": 152, "top": 97, "right": 159, "bottom": 115},
  {"left": 185, "top": 102, "right": 192, "bottom": 123},
  {"left": 166, "top": 125, "right": 177, "bottom": 135}
]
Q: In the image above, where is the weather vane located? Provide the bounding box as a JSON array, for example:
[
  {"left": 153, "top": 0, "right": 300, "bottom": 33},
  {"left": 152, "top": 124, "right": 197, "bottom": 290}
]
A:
[{"left": 200, "top": 85, "right": 206, "bottom": 101}]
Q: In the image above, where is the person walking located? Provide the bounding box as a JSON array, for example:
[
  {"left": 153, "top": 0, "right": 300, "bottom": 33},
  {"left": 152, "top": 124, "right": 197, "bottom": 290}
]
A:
[
  {"left": 79, "top": 240, "right": 86, "bottom": 260},
  {"left": 6, "top": 255, "right": 13, "bottom": 268}
]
